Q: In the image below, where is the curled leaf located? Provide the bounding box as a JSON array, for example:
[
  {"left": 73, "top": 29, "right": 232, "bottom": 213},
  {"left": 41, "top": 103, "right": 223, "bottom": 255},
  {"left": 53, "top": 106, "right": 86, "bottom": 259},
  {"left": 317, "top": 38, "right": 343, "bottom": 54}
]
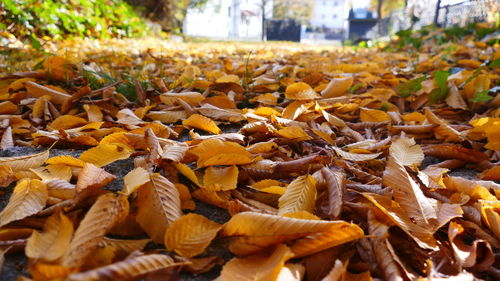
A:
[{"left": 165, "top": 213, "right": 221, "bottom": 258}]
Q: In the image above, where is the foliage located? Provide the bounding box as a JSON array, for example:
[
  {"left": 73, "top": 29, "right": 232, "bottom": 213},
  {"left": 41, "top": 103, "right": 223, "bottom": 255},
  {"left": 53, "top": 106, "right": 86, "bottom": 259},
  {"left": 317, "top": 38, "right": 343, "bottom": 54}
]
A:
[
  {"left": 388, "top": 22, "right": 499, "bottom": 51},
  {"left": 0, "top": 0, "right": 149, "bottom": 41},
  {"left": 273, "top": 0, "right": 314, "bottom": 24},
  {"left": 0, "top": 20, "right": 499, "bottom": 280}
]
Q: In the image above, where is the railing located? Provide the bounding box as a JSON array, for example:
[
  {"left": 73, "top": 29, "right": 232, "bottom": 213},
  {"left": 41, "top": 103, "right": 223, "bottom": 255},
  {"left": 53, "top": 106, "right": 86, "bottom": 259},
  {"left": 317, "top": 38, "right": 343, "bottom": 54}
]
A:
[{"left": 368, "top": 0, "right": 494, "bottom": 38}]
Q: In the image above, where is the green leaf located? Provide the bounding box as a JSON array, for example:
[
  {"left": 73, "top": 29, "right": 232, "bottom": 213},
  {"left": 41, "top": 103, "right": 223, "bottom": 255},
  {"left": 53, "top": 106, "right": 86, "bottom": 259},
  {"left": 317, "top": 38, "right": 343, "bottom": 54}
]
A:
[
  {"left": 470, "top": 90, "right": 493, "bottom": 103},
  {"left": 396, "top": 75, "right": 427, "bottom": 98},
  {"left": 348, "top": 83, "right": 363, "bottom": 93},
  {"left": 30, "top": 34, "right": 42, "bottom": 50},
  {"left": 489, "top": 58, "right": 500, "bottom": 68},
  {"left": 433, "top": 70, "right": 449, "bottom": 100}
]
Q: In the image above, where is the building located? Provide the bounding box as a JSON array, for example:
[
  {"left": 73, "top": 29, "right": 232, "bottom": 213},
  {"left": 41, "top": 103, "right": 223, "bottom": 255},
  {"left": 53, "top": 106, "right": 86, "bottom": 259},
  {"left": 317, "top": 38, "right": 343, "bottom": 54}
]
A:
[
  {"left": 184, "top": 0, "right": 273, "bottom": 40},
  {"left": 309, "top": 0, "right": 347, "bottom": 31}
]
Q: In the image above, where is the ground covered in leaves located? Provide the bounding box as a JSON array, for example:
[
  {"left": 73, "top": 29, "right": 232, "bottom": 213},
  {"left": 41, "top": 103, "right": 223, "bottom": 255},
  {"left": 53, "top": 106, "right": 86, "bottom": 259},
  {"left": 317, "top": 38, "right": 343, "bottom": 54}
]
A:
[{"left": 0, "top": 23, "right": 499, "bottom": 281}]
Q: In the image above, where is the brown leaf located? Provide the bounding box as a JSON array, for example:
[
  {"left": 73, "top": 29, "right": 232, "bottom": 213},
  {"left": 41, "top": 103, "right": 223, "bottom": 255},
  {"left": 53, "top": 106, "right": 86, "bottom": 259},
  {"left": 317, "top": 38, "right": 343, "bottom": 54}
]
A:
[
  {"left": 66, "top": 254, "right": 184, "bottom": 281},
  {"left": 62, "top": 193, "right": 129, "bottom": 268},
  {"left": 320, "top": 167, "right": 345, "bottom": 219},
  {"left": 136, "top": 173, "right": 183, "bottom": 243}
]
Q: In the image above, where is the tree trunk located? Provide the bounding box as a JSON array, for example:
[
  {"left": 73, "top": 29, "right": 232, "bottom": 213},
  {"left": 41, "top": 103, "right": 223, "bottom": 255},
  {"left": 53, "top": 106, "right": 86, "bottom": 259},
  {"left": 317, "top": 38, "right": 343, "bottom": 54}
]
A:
[
  {"left": 377, "top": 0, "right": 384, "bottom": 35},
  {"left": 434, "top": 0, "right": 442, "bottom": 26},
  {"left": 261, "top": 5, "right": 266, "bottom": 41}
]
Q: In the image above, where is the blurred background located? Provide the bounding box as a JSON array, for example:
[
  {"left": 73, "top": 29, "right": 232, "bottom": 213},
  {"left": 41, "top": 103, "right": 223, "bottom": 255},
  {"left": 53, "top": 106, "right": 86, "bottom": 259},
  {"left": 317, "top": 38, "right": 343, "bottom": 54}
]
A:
[{"left": 1, "top": 0, "right": 499, "bottom": 45}]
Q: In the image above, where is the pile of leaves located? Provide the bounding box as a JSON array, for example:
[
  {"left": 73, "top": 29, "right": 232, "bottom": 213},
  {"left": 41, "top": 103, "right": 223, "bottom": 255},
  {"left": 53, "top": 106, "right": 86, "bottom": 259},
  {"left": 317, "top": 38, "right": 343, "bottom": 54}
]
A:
[
  {"left": 0, "top": 24, "right": 499, "bottom": 281},
  {"left": 0, "top": 0, "right": 149, "bottom": 44}
]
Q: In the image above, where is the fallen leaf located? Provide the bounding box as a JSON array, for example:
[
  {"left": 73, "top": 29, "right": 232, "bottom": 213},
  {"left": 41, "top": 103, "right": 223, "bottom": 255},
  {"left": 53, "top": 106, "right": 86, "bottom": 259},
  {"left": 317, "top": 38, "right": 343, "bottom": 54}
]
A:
[
  {"left": 165, "top": 213, "right": 221, "bottom": 258},
  {"left": 0, "top": 179, "right": 47, "bottom": 228}
]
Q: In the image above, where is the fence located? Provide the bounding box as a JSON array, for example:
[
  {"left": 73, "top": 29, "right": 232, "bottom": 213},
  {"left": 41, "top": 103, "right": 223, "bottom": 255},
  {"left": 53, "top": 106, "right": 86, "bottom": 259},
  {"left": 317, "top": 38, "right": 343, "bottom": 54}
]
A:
[{"left": 368, "top": 0, "right": 495, "bottom": 38}]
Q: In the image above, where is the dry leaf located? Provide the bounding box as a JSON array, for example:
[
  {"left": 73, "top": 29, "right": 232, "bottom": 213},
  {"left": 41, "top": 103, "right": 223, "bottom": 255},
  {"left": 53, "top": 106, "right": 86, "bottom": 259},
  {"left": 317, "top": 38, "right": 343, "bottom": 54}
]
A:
[
  {"left": 278, "top": 175, "right": 317, "bottom": 215},
  {"left": 136, "top": 173, "right": 182, "bottom": 243},
  {"left": 0, "top": 149, "right": 49, "bottom": 171},
  {"left": 203, "top": 165, "right": 238, "bottom": 191},
  {"left": 122, "top": 167, "right": 150, "bottom": 196},
  {"left": 220, "top": 244, "right": 293, "bottom": 281},
  {"left": 190, "top": 139, "right": 253, "bottom": 168},
  {"left": 62, "top": 193, "right": 129, "bottom": 268},
  {"left": 0, "top": 179, "right": 47, "bottom": 228},
  {"left": 26, "top": 210, "right": 73, "bottom": 262},
  {"left": 78, "top": 143, "right": 132, "bottom": 167},
  {"left": 165, "top": 213, "right": 221, "bottom": 258},
  {"left": 66, "top": 254, "right": 183, "bottom": 281},
  {"left": 389, "top": 137, "right": 424, "bottom": 167},
  {"left": 182, "top": 114, "right": 221, "bottom": 134}
]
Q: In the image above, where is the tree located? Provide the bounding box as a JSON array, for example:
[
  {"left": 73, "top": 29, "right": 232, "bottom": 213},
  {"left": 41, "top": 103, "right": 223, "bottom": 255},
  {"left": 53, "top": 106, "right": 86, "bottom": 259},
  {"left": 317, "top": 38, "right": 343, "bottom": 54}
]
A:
[
  {"left": 259, "top": 0, "right": 272, "bottom": 41},
  {"left": 273, "top": 0, "right": 314, "bottom": 24},
  {"left": 370, "top": 0, "right": 406, "bottom": 35},
  {"left": 125, "top": 0, "right": 207, "bottom": 33}
]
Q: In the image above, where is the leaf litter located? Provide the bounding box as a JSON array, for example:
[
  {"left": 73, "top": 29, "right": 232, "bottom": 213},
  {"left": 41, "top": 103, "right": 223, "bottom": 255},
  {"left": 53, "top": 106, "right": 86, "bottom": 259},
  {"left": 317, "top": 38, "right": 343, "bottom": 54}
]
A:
[{"left": 0, "top": 24, "right": 499, "bottom": 280}]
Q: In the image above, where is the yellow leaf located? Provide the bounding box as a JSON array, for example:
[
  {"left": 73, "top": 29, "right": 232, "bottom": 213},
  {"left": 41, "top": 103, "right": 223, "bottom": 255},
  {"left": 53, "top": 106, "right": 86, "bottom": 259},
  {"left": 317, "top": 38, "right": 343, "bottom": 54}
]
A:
[
  {"left": 172, "top": 162, "right": 202, "bottom": 187},
  {"left": 160, "top": 92, "right": 205, "bottom": 106},
  {"left": 221, "top": 212, "right": 359, "bottom": 255},
  {"left": 0, "top": 149, "right": 49, "bottom": 171},
  {"left": 389, "top": 137, "right": 424, "bottom": 167},
  {"left": 182, "top": 114, "right": 221, "bottom": 134},
  {"left": 321, "top": 76, "right": 353, "bottom": 98},
  {"left": 25, "top": 81, "right": 71, "bottom": 104},
  {"left": 331, "top": 146, "right": 381, "bottom": 162},
  {"left": 0, "top": 165, "right": 15, "bottom": 188},
  {"left": 220, "top": 244, "right": 293, "bottom": 281},
  {"left": 0, "top": 101, "right": 17, "bottom": 114},
  {"left": 251, "top": 179, "right": 286, "bottom": 195},
  {"left": 479, "top": 201, "right": 500, "bottom": 239},
  {"left": 165, "top": 213, "right": 222, "bottom": 257},
  {"left": 424, "top": 108, "right": 464, "bottom": 142},
  {"left": 276, "top": 126, "right": 312, "bottom": 141},
  {"left": 401, "top": 112, "right": 426, "bottom": 124},
  {"left": 147, "top": 110, "right": 187, "bottom": 123},
  {"left": 49, "top": 115, "right": 88, "bottom": 130},
  {"left": 285, "top": 82, "right": 320, "bottom": 100},
  {"left": 66, "top": 254, "right": 183, "bottom": 281},
  {"left": 359, "top": 108, "right": 391, "bottom": 122},
  {"left": 278, "top": 175, "right": 317, "bottom": 215},
  {"left": 443, "top": 176, "right": 496, "bottom": 201},
  {"left": 254, "top": 106, "right": 282, "bottom": 117},
  {"left": 83, "top": 104, "right": 103, "bottom": 122},
  {"left": 204, "top": 165, "right": 238, "bottom": 191},
  {"left": 30, "top": 164, "right": 72, "bottom": 182},
  {"left": 136, "top": 173, "right": 183, "bottom": 243},
  {"left": 46, "top": 155, "right": 86, "bottom": 167},
  {"left": 122, "top": 167, "right": 150, "bottom": 196},
  {"left": 26, "top": 210, "right": 73, "bottom": 262},
  {"left": 79, "top": 143, "right": 132, "bottom": 167},
  {"left": 246, "top": 141, "right": 278, "bottom": 154},
  {"left": 62, "top": 193, "right": 129, "bottom": 268},
  {"left": 190, "top": 139, "right": 253, "bottom": 168},
  {"left": 216, "top": 74, "right": 240, "bottom": 83},
  {"left": 0, "top": 179, "right": 47, "bottom": 228},
  {"left": 484, "top": 121, "right": 500, "bottom": 150},
  {"left": 291, "top": 222, "right": 364, "bottom": 257}
]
